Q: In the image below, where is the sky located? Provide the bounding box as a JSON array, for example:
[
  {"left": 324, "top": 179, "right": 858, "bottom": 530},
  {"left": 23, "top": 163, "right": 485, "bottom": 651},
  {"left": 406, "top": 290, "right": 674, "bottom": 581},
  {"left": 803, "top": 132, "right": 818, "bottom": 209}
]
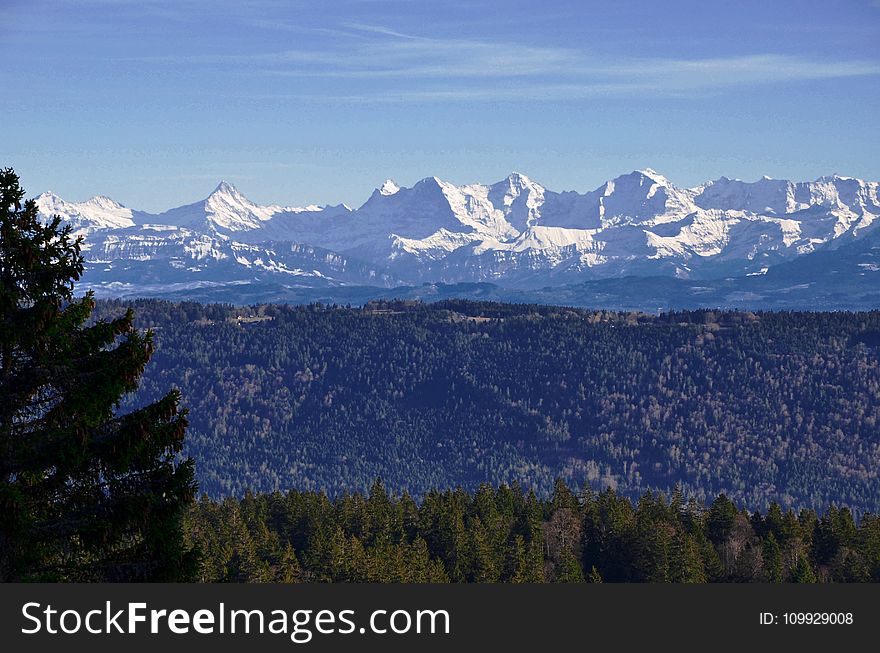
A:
[{"left": 2, "top": 0, "right": 879, "bottom": 211}]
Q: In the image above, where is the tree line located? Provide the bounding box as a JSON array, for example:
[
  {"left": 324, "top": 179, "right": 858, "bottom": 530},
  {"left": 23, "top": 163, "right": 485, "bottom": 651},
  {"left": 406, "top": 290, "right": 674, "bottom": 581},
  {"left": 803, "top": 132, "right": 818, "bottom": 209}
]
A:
[{"left": 185, "top": 480, "right": 880, "bottom": 583}]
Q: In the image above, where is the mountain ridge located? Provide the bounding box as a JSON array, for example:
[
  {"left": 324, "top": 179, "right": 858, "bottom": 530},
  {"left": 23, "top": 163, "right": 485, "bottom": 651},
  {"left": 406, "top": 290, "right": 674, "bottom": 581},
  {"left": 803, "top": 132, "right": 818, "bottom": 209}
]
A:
[{"left": 34, "top": 170, "right": 880, "bottom": 304}]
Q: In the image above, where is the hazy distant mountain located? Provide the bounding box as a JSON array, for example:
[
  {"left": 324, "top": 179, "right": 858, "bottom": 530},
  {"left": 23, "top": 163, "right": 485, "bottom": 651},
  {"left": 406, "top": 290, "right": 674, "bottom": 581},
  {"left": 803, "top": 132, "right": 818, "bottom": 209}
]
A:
[{"left": 35, "top": 170, "right": 880, "bottom": 305}]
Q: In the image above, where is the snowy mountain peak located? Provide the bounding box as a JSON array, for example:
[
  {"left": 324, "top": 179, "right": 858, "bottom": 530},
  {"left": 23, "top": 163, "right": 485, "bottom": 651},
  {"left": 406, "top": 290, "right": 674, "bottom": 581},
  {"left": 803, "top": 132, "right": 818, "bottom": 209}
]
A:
[
  {"left": 34, "top": 191, "right": 69, "bottom": 217},
  {"left": 417, "top": 175, "right": 445, "bottom": 188},
  {"left": 379, "top": 179, "right": 400, "bottom": 196},
  {"left": 35, "top": 191, "right": 135, "bottom": 232},
  {"left": 138, "top": 180, "right": 281, "bottom": 234},
  {"left": 35, "top": 191, "right": 66, "bottom": 208},
  {"left": 211, "top": 180, "right": 241, "bottom": 197},
  {"left": 83, "top": 195, "right": 126, "bottom": 210},
  {"left": 633, "top": 168, "right": 672, "bottom": 185},
  {"left": 498, "top": 172, "right": 541, "bottom": 191},
  {"left": 818, "top": 173, "right": 857, "bottom": 183},
  {"left": 488, "top": 172, "right": 542, "bottom": 198}
]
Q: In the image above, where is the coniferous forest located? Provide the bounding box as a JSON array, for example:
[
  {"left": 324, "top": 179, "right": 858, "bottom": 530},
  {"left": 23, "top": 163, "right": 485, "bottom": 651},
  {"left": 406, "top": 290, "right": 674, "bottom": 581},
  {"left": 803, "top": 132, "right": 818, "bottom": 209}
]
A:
[
  {"left": 184, "top": 481, "right": 880, "bottom": 583},
  {"left": 93, "top": 299, "right": 880, "bottom": 515}
]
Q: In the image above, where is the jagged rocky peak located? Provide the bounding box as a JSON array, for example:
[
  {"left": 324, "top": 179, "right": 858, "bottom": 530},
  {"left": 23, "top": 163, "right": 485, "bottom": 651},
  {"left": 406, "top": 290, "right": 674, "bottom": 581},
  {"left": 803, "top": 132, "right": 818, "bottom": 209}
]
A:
[
  {"left": 379, "top": 179, "right": 400, "bottom": 196},
  {"left": 503, "top": 171, "right": 534, "bottom": 186},
  {"left": 634, "top": 168, "right": 673, "bottom": 185},
  {"left": 696, "top": 175, "right": 800, "bottom": 216},
  {"left": 210, "top": 180, "right": 244, "bottom": 198},
  {"left": 589, "top": 169, "right": 694, "bottom": 223},
  {"left": 416, "top": 175, "right": 445, "bottom": 188},
  {"left": 491, "top": 171, "right": 543, "bottom": 196}
]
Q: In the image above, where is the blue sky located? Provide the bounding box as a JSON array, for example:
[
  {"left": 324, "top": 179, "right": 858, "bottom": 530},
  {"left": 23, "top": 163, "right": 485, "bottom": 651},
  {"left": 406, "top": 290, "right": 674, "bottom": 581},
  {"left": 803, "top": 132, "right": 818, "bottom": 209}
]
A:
[{"left": 2, "top": 0, "right": 879, "bottom": 210}]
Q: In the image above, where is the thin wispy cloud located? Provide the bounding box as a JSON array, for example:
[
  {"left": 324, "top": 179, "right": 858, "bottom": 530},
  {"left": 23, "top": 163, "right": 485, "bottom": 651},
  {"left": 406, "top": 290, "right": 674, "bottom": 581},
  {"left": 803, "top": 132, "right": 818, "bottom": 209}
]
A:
[
  {"left": 7, "top": 0, "right": 879, "bottom": 209},
  {"left": 120, "top": 22, "right": 879, "bottom": 102},
  {"left": 340, "top": 22, "right": 424, "bottom": 40}
]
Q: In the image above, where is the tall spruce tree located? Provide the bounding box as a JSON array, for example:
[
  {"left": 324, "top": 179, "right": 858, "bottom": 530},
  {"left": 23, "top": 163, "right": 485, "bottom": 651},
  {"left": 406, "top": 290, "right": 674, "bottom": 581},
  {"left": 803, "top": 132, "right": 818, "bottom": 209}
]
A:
[{"left": 0, "top": 167, "right": 196, "bottom": 581}]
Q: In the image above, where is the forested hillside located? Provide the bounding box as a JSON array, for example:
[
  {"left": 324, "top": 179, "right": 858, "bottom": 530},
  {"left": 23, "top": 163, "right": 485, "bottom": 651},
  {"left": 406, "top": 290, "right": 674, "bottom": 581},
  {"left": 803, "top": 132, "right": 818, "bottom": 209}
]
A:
[
  {"left": 185, "top": 482, "right": 880, "bottom": 583},
  {"left": 93, "top": 299, "right": 880, "bottom": 514}
]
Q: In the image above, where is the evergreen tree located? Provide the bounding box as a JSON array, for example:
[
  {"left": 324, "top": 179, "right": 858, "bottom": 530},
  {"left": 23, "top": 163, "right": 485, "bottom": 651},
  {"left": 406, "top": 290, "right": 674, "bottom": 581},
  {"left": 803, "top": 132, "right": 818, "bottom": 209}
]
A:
[
  {"left": 763, "top": 533, "right": 783, "bottom": 583},
  {"left": 554, "top": 550, "right": 585, "bottom": 583},
  {"left": 505, "top": 535, "right": 530, "bottom": 583},
  {"left": 707, "top": 494, "right": 738, "bottom": 547},
  {"left": 792, "top": 553, "right": 817, "bottom": 584},
  {"left": 226, "top": 507, "right": 267, "bottom": 582},
  {"left": 669, "top": 532, "right": 707, "bottom": 583},
  {"left": 525, "top": 539, "right": 546, "bottom": 582},
  {"left": 277, "top": 543, "right": 302, "bottom": 583},
  {"left": 859, "top": 514, "right": 880, "bottom": 582},
  {"left": 699, "top": 536, "right": 725, "bottom": 582},
  {"left": 0, "top": 168, "right": 196, "bottom": 581},
  {"left": 469, "top": 517, "right": 501, "bottom": 582}
]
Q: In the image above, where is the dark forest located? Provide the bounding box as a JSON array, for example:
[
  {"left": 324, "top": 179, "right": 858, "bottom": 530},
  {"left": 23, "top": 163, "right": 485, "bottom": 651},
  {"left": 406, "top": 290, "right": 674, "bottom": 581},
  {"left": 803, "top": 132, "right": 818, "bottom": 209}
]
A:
[{"left": 93, "top": 299, "right": 880, "bottom": 515}]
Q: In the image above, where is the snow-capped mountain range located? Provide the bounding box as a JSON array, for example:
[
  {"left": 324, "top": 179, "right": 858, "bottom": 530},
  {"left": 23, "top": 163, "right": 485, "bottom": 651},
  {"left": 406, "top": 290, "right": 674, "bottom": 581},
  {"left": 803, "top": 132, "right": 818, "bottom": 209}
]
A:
[{"left": 35, "top": 170, "right": 880, "bottom": 297}]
